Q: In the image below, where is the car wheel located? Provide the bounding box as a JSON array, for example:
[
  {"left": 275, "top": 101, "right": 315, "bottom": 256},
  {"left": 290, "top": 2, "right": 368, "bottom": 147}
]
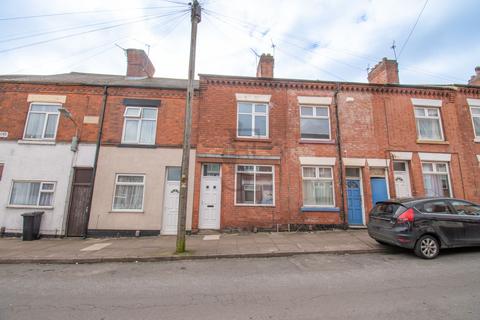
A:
[{"left": 415, "top": 235, "right": 440, "bottom": 259}]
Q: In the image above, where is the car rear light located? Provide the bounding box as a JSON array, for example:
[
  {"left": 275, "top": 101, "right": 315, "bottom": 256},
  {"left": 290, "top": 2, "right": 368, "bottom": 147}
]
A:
[{"left": 396, "top": 208, "right": 415, "bottom": 223}]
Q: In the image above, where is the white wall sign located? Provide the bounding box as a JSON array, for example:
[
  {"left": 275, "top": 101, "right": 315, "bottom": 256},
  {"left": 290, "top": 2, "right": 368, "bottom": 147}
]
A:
[{"left": 0, "top": 131, "right": 8, "bottom": 138}]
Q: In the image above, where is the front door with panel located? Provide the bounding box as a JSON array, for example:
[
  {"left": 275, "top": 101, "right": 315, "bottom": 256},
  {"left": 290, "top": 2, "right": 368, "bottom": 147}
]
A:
[
  {"left": 162, "top": 167, "right": 181, "bottom": 235},
  {"left": 393, "top": 161, "right": 412, "bottom": 198},
  {"left": 199, "top": 164, "right": 221, "bottom": 230},
  {"left": 346, "top": 168, "right": 364, "bottom": 226}
]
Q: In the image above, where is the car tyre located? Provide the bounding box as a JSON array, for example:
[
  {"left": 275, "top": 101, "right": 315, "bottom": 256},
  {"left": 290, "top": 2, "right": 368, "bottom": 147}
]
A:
[{"left": 415, "top": 235, "right": 440, "bottom": 259}]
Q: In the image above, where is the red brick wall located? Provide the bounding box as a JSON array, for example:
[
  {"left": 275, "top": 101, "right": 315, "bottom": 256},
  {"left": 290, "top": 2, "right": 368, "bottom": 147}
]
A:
[
  {"left": 0, "top": 83, "right": 103, "bottom": 143},
  {"left": 194, "top": 76, "right": 480, "bottom": 230},
  {"left": 100, "top": 87, "right": 197, "bottom": 146}
]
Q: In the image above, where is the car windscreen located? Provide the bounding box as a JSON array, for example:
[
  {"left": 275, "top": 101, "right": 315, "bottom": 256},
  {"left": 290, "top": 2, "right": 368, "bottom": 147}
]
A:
[{"left": 371, "top": 202, "right": 405, "bottom": 218}]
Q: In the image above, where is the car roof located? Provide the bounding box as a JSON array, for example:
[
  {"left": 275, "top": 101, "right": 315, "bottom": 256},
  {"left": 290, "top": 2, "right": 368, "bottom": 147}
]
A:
[{"left": 377, "top": 197, "right": 475, "bottom": 207}]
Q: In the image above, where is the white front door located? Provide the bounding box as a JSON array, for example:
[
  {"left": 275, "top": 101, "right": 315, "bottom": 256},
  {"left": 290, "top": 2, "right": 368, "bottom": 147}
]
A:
[
  {"left": 162, "top": 167, "right": 181, "bottom": 235},
  {"left": 393, "top": 161, "right": 412, "bottom": 198},
  {"left": 199, "top": 164, "right": 221, "bottom": 230}
]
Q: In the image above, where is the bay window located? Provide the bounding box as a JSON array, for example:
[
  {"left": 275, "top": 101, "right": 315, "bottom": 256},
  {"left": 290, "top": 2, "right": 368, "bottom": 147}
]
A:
[
  {"left": 302, "top": 166, "right": 334, "bottom": 206},
  {"left": 122, "top": 107, "right": 157, "bottom": 144},
  {"left": 24, "top": 103, "right": 61, "bottom": 140},
  {"left": 236, "top": 165, "right": 274, "bottom": 205},
  {"left": 421, "top": 162, "right": 451, "bottom": 197}
]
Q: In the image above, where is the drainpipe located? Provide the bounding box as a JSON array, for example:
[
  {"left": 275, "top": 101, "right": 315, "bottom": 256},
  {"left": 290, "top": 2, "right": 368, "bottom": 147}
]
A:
[
  {"left": 333, "top": 83, "right": 347, "bottom": 229},
  {"left": 83, "top": 86, "right": 108, "bottom": 238}
]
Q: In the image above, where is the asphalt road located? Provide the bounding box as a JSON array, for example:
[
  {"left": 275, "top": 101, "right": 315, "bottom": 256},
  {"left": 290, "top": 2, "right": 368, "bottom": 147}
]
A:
[{"left": 1, "top": 248, "right": 480, "bottom": 320}]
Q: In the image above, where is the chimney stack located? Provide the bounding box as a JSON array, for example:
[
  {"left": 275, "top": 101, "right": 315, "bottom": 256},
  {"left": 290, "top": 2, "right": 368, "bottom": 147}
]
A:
[
  {"left": 256, "top": 53, "right": 274, "bottom": 78},
  {"left": 468, "top": 66, "right": 480, "bottom": 86},
  {"left": 126, "top": 49, "right": 155, "bottom": 78},
  {"left": 367, "top": 57, "right": 399, "bottom": 84}
]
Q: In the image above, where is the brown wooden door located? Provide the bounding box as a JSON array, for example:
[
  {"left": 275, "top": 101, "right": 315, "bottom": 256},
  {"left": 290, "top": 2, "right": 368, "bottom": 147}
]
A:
[{"left": 67, "top": 168, "right": 93, "bottom": 237}]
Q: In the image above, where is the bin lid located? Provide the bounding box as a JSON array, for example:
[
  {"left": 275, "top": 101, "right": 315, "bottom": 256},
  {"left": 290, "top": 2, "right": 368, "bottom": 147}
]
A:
[{"left": 21, "top": 211, "right": 44, "bottom": 217}]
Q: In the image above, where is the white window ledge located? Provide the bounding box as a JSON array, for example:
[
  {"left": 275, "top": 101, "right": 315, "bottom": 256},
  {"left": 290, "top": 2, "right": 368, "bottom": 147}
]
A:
[
  {"left": 299, "top": 156, "right": 336, "bottom": 166},
  {"left": 7, "top": 205, "right": 53, "bottom": 210},
  {"left": 235, "top": 93, "right": 271, "bottom": 103},
  {"left": 467, "top": 98, "right": 480, "bottom": 107},
  {"left": 411, "top": 98, "right": 442, "bottom": 107},
  {"left": 419, "top": 152, "right": 451, "bottom": 162},
  {"left": 297, "top": 96, "right": 332, "bottom": 105},
  {"left": 18, "top": 139, "right": 56, "bottom": 145}
]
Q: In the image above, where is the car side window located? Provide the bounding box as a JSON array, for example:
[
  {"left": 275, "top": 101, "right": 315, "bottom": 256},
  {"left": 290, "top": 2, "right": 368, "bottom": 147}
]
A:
[
  {"left": 416, "top": 201, "right": 454, "bottom": 215},
  {"left": 450, "top": 201, "right": 480, "bottom": 216}
]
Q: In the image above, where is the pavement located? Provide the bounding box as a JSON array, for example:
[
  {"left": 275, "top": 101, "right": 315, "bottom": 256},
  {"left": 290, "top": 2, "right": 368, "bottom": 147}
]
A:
[{"left": 0, "top": 229, "right": 387, "bottom": 264}]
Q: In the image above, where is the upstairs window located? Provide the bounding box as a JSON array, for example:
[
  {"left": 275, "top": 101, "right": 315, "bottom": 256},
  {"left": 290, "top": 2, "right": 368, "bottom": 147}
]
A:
[
  {"left": 237, "top": 102, "right": 268, "bottom": 138},
  {"left": 414, "top": 107, "right": 444, "bottom": 141},
  {"left": 300, "top": 106, "right": 330, "bottom": 140},
  {"left": 469, "top": 106, "right": 480, "bottom": 140},
  {"left": 9, "top": 181, "right": 55, "bottom": 207},
  {"left": 24, "top": 103, "right": 61, "bottom": 140},
  {"left": 122, "top": 107, "right": 157, "bottom": 145}
]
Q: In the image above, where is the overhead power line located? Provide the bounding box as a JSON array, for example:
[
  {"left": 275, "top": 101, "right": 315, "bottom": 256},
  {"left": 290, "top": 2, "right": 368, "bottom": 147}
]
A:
[
  {"left": 398, "top": 0, "right": 429, "bottom": 58},
  {"left": 0, "top": 3, "right": 188, "bottom": 21},
  {"left": 0, "top": 9, "right": 189, "bottom": 54}
]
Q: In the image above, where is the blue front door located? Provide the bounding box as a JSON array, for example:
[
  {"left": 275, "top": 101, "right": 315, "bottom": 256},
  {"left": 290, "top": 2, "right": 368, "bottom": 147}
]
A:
[
  {"left": 347, "top": 179, "right": 363, "bottom": 225},
  {"left": 371, "top": 177, "right": 389, "bottom": 206}
]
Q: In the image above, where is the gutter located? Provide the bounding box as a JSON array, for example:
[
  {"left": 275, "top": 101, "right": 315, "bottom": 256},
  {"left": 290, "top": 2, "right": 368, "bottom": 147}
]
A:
[
  {"left": 333, "top": 83, "right": 347, "bottom": 228},
  {"left": 83, "top": 85, "right": 108, "bottom": 238}
]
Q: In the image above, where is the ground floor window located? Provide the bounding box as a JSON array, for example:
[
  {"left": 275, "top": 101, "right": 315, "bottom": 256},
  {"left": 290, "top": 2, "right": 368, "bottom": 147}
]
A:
[
  {"left": 236, "top": 165, "right": 274, "bottom": 205},
  {"left": 9, "top": 181, "right": 55, "bottom": 207},
  {"left": 421, "top": 162, "right": 451, "bottom": 197},
  {"left": 302, "top": 166, "right": 334, "bottom": 206},
  {"left": 112, "top": 174, "right": 145, "bottom": 211}
]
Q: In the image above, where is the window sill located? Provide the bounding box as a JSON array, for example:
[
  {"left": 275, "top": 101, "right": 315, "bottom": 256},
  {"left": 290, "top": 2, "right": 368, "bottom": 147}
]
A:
[
  {"left": 109, "top": 210, "right": 144, "bottom": 213},
  {"left": 18, "top": 139, "right": 56, "bottom": 145},
  {"left": 416, "top": 140, "right": 449, "bottom": 145},
  {"left": 474, "top": 138, "right": 480, "bottom": 143},
  {"left": 234, "top": 203, "right": 275, "bottom": 207},
  {"left": 234, "top": 137, "right": 272, "bottom": 143},
  {"left": 299, "top": 139, "right": 335, "bottom": 144},
  {"left": 301, "top": 207, "right": 340, "bottom": 212},
  {"left": 118, "top": 143, "right": 156, "bottom": 149},
  {"left": 7, "top": 205, "right": 53, "bottom": 210}
]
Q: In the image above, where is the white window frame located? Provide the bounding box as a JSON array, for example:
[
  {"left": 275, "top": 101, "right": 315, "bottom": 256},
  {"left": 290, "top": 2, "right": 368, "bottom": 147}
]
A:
[
  {"left": 234, "top": 165, "right": 275, "bottom": 206},
  {"left": 121, "top": 107, "right": 158, "bottom": 145},
  {"left": 8, "top": 180, "right": 56, "bottom": 208},
  {"left": 469, "top": 106, "right": 480, "bottom": 141},
  {"left": 111, "top": 174, "right": 146, "bottom": 212},
  {"left": 301, "top": 166, "right": 335, "bottom": 207},
  {"left": 23, "top": 102, "right": 61, "bottom": 140},
  {"left": 414, "top": 106, "right": 445, "bottom": 141},
  {"left": 236, "top": 102, "right": 269, "bottom": 139},
  {"left": 299, "top": 105, "right": 331, "bottom": 140},
  {"left": 421, "top": 162, "right": 452, "bottom": 197}
]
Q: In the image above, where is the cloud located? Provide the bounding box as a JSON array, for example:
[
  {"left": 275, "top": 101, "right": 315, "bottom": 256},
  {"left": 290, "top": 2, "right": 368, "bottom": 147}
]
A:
[{"left": 0, "top": 0, "right": 478, "bottom": 84}]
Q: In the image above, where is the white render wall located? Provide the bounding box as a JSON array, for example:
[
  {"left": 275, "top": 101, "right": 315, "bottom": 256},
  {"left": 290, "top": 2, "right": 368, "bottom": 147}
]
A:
[{"left": 0, "top": 141, "right": 95, "bottom": 236}]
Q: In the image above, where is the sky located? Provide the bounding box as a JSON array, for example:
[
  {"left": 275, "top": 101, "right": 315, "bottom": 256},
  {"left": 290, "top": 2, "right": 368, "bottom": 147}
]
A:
[{"left": 0, "top": 0, "right": 479, "bottom": 84}]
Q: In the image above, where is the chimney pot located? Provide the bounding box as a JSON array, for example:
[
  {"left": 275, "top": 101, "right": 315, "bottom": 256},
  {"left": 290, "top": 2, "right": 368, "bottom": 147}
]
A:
[
  {"left": 468, "top": 66, "right": 480, "bottom": 86},
  {"left": 256, "top": 53, "right": 274, "bottom": 78},
  {"left": 367, "top": 58, "right": 399, "bottom": 84},
  {"left": 126, "top": 49, "right": 155, "bottom": 78}
]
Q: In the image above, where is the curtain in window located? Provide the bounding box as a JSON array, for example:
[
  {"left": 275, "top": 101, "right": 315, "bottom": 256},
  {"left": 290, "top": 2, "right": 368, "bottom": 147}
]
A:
[
  {"left": 10, "top": 182, "right": 40, "bottom": 205},
  {"left": 255, "top": 173, "right": 273, "bottom": 204},
  {"left": 423, "top": 174, "right": 449, "bottom": 197},
  {"left": 44, "top": 114, "right": 58, "bottom": 138},
  {"left": 236, "top": 173, "right": 254, "bottom": 203},
  {"left": 301, "top": 118, "right": 329, "bottom": 139},
  {"left": 303, "top": 180, "right": 333, "bottom": 206},
  {"left": 417, "top": 118, "right": 441, "bottom": 140},
  {"left": 113, "top": 184, "right": 144, "bottom": 210},
  {"left": 474, "top": 117, "right": 480, "bottom": 137},
  {"left": 123, "top": 119, "right": 139, "bottom": 142},
  {"left": 25, "top": 113, "right": 46, "bottom": 139},
  {"left": 38, "top": 192, "right": 53, "bottom": 206},
  {"left": 139, "top": 120, "right": 156, "bottom": 144}
]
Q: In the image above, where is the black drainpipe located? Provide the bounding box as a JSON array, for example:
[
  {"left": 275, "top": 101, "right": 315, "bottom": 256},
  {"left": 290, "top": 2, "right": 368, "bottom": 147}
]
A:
[
  {"left": 83, "top": 85, "right": 108, "bottom": 238},
  {"left": 333, "top": 83, "right": 347, "bottom": 229}
]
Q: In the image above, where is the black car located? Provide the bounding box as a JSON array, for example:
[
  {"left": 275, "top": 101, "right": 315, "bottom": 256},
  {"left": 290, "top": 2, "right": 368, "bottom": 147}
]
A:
[{"left": 367, "top": 197, "right": 480, "bottom": 259}]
